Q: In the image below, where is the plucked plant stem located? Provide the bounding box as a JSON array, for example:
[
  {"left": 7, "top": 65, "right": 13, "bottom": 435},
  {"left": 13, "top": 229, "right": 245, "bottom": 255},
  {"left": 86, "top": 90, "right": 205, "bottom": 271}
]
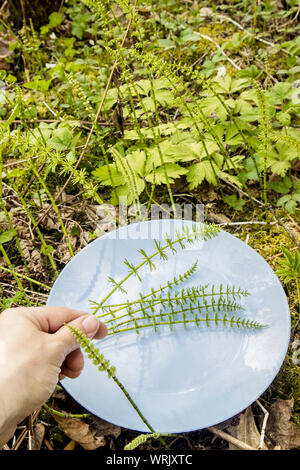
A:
[
  {"left": 107, "top": 312, "right": 265, "bottom": 337},
  {"left": 43, "top": 403, "right": 90, "bottom": 419},
  {"left": 124, "top": 432, "right": 173, "bottom": 450},
  {"left": 93, "top": 261, "right": 199, "bottom": 317},
  {"left": 68, "top": 325, "right": 167, "bottom": 446},
  {"left": 100, "top": 287, "right": 248, "bottom": 328},
  {"left": 93, "top": 224, "right": 220, "bottom": 313}
]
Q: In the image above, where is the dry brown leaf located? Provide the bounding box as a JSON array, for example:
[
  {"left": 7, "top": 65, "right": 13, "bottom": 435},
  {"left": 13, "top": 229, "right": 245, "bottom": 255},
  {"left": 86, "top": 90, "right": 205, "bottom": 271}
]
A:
[
  {"left": 266, "top": 399, "right": 300, "bottom": 450},
  {"left": 199, "top": 7, "right": 213, "bottom": 17},
  {"left": 64, "top": 439, "right": 76, "bottom": 451},
  {"left": 208, "top": 213, "right": 231, "bottom": 224},
  {"left": 52, "top": 406, "right": 121, "bottom": 450},
  {"left": 53, "top": 415, "right": 106, "bottom": 450},
  {"left": 31, "top": 423, "right": 45, "bottom": 450},
  {"left": 226, "top": 407, "right": 268, "bottom": 450}
]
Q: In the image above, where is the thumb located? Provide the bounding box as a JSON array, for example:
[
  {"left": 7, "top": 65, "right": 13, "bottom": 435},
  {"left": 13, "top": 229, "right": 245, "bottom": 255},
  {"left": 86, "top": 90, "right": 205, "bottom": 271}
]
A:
[{"left": 53, "top": 315, "right": 106, "bottom": 357}]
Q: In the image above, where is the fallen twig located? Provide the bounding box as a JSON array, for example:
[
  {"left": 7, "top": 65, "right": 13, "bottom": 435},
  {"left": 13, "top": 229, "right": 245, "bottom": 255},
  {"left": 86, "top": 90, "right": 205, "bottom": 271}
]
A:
[
  {"left": 256, "top": 399, "right": 269, "bottom": 451},
  {"left": 207, "top": 426, "right": 258, "bottom": 451}
]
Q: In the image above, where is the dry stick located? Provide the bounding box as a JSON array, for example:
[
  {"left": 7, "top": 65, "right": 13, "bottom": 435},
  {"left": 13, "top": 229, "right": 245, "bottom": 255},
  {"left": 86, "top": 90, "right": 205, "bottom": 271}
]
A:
[
  {"left": 35, "top": 0, "right": 138, "bottom": 229},
  {"left": 0, "top": 1, "right": 8, "bottom": 16},
  {"left": 207, "top": 426, "right": 258, "bottom": 451},
  {"left": 219, "top": 176, "right": 300, "bottom": 248},
  {"left": 26, "top": 415, "right": 33, "bottom": 451},
  {"left": 11, "top": 409, "right": 40, "bottom": 450},
  {"left": 267, "top": 246, "right": 298, "bottom": 261},
  {"left": 196, "top": 33, "right": 241, "bottom": 70},
  {"left": 256, "top": 399, "right": 269, "bottom": 450}
]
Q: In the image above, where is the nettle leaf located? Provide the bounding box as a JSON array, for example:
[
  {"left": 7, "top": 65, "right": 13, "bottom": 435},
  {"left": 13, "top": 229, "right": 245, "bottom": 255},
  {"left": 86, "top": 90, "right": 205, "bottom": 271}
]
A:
[
  {"left": 123, "top": 120, "right": 192, "bottom": 141},
  {"left": 211, "top": 76, "right": 249, "bottom": 94},
  {"left": 282, "top": 198, "right": 297, "bottom": 214},
  {"left": 189, "top": 139, "right": 219, "bottom": 158},
  {"left": 292, "top": 193, "right": 300, "bottom": 202},
  {"left": 222, "top": 154, "right": 243, "bottom": 172},
  {"left": 268, "top": 160, "right": 290, "bottom": 177},
  {"left": 146, "top": 143, "right": 177, "bottom": 169},
  {"left": 153, "top": 88, "right": 174, "bottom": 107},
  {"left": 92, "top": 164, "right": 125, "bottom": 187},
  {"left": 102, "top": 88, "right": 118, "bottom": 112},
  {"left": 225, "top": 124, "right": 244, "bottom": 146},
  {"left": 265, "top": 142, "right": 298, "bottom": 177},
  {"left": 110, "top": 179, "right": 145, "bottom": 205},
  {"left": 219, "top": 170, "right": 243, "bottom": 188},
  {"left": 187, "top": 161, "right": 218, "bottom": 188},
  {"left": 126, "top": 150, "right": 147, "bottom": 176},
  {"left": 163, "top": 141, "right": 195, "bottom": 163},
  {"left": 238, "top": 65, "right": 263, "bottom": 79},
  {"left": 201, "top": 96, "right": 228, "bottom": 121},
  {"left": 269, "top": 176, "right": 292, "bottom": 194},
  {"left": 141, "top": 96, "right": 156, "bottom": 113},
  {"left": 240, "top": 89, "right": 260, "bottom": 105},
  {"left": 277, "top": 111, "right": 291, "bottom": 126},
  {"left": 233, "top": 99, "right": 255, "bottom": 116},
  {"left": 270, "top": 82, "right": 292, "bottom": 103},
  {"left": 224, "top": 194, "right": 246, "bottom": 211},
  {"left": 140, "top": 89, "right": 175, "bottom": 113},
  {"left": 145, "top": 164, "right": 187, "bottom": 185}
]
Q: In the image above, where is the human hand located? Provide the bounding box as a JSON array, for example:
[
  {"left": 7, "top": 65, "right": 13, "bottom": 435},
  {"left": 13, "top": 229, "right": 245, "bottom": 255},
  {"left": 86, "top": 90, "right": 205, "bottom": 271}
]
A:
[{"left": 0, "top": 306, "right": 107, "bottom": 447}]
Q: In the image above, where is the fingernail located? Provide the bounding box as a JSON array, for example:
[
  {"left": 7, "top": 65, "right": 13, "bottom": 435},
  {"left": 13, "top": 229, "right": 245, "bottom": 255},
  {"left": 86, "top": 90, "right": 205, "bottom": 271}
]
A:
[{"left": 82, "top": 315, "right": 99, "bottom": 338}]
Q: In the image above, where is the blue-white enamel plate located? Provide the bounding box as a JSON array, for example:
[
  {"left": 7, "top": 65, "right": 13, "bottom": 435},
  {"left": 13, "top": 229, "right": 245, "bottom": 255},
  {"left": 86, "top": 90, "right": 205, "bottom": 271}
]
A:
[{"left": 47, "top": 220, "right": 290, "bottom": 433}]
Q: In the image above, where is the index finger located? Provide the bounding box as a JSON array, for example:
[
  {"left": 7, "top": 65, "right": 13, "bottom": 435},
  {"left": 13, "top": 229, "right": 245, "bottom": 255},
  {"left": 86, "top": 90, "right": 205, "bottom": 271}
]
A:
[{"left": 21, "top": 306, "right": 90, "bottom": 333}]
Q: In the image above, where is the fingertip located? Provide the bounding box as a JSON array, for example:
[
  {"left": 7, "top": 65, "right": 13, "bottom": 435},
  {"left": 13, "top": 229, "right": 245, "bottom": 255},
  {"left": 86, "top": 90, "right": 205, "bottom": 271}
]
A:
[{"left": 93, "top": 320, "right": 108, "bottom": 340}]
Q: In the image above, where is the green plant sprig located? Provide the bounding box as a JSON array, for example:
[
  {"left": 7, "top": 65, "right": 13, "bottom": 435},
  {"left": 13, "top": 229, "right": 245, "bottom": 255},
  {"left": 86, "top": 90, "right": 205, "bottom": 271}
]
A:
[
  {"left": 93, "top": 223, "right": 220, "bottom": 314},
  {"left": 101, "top": 285, "right": 248, "bottom": 328},
  {"left": 92, "top": 261, "right": 199, "bottom": 317},
  {"left": 107, "top": 312, "right": 266, "bottom": 337},
  {"left": 67, "top": 324, "right": 166, "bottom": 445},
  {"left": 124, "top": 432, "right": 173, "bottom": 450},
  {"left": 106, "top": 298, "right": 245, "bottom": 333}
]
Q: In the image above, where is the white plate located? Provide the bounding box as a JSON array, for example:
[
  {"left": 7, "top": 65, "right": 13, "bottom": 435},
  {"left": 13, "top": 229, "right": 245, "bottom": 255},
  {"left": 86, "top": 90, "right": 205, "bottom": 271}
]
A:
[{"left": 47, "top": 220, "right": 290, "bottom": 433}]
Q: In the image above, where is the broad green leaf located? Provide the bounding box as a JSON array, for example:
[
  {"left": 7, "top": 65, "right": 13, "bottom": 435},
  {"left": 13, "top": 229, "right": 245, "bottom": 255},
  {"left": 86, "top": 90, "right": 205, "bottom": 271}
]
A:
[
  {"left": 146, "top": 164, "right": 187, "bottom": 185},
  {"left": 92, "top": 164, "right": 125, "bottom": 187},
  {"left": 269, "top": 176, "right": 292, "bottom": 194},
  {"left": 285, "top": 199, "right": 297, "bottom": 214},
  {"left": 126, "top": 150, "right": 147, "bottom": 176},
  {"left": 187, "top": 160, "right": 218, "bottom": 188},
  {"left": 0, "top": 230, "right": 14, "bottom": 244},
  {"left": 224, "top": 194, "right": 246, "bottom": 211}
]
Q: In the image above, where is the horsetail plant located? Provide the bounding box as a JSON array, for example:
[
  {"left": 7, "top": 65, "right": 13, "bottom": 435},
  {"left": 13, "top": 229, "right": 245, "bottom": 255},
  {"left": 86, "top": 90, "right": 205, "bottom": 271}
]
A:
[{"left": 68, "top": 223, "right": 266, "bottom": 450}]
